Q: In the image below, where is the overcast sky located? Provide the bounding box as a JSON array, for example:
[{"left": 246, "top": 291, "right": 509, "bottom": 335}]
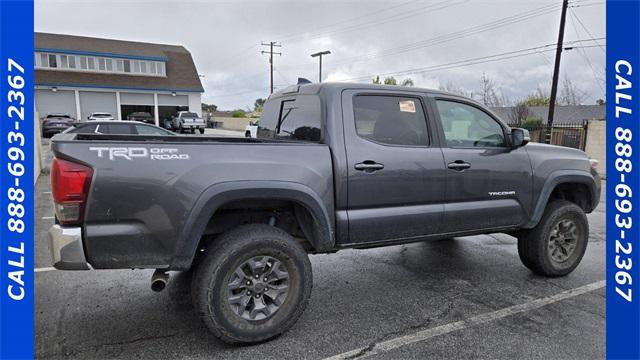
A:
[{"left": 35, "top": 0, "right": 605, "bottom": 110}]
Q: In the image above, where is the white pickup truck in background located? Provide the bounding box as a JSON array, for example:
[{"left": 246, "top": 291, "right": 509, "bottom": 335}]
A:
[{"left": 172, "top": 111, "right": 206, "bottom": 134}]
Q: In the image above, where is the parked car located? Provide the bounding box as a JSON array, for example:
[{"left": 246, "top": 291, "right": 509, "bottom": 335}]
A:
[
  {"left": 87, "top": 112, "right": 115, "bottom": 121},
  {"left": 48, "top": 82, "right": 600, "bottom": 345},
  {"left": 172, "top": 111, "right": 205, "bottom": 133},
  {"left": 245, "top": 120, "right": 258, "bottom": 138},
  {"left": 41, "top": 113, "right": 76, "bottom": 138},
  {"left": 61, "top": 120, "right": 174, "bottom": 136},
  {"left": 126, "top": 111, "right": 155, "bottom": 124}
]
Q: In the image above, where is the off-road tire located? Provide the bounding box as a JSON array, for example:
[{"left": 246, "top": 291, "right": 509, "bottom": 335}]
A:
[
  {"left": 517, "top": 200, "right": 589, "bottom": 277},
  {"left": 192, "top": 224, "right": 312, "bottom": 344}
]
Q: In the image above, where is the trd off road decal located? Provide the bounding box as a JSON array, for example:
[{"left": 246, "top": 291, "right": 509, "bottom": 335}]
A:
[{"left": 89, "top": 147, "right": 190, "bottom": 161}]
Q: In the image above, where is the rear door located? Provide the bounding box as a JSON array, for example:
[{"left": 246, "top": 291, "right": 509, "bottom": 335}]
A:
[
  {"left": 432, "top": 97, "right": 532, "bottom": 232},
  {"left": 341, "top": 90, "right": 447, "bottom": 245}
]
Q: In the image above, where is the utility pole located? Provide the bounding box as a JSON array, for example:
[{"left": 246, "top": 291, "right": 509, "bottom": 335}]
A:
[
  {"left": 546, "top": 0, "right": 569, "bottom": 143},
  {"left": 310, "top": 50, "right": 331, "bottom": 83},
  {"left": 261, "top": 41, "right": 281, "bottom": 94}
]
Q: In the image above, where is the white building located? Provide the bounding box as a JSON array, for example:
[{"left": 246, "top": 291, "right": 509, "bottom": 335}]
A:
[{"left": 35, "top": 32, "right": 204, "bottom": 125}]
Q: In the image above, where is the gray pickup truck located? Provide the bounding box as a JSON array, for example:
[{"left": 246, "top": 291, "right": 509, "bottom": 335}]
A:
[{"left": 49, "top": 82, "right": 600, "bottom": 344}]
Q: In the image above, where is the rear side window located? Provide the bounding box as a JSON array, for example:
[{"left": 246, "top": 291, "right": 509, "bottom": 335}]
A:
[
  {"left": 71, "top": 124, "right": 98, "bottom": 134},
  {"left": 353, "top": 95, "right": 429, "bottom": 146},
  {"left": 106, "top": 124, "right": 134, "bottom": 135},
  {"left": 257, "top": 95, "right": 321, "bottom": 142}
]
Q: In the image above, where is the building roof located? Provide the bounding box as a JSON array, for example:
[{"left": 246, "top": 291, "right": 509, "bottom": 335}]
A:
[
  {"left": 35, "top": 32, "right": 204, "bottom": 93},
  {"left": 489, "top": 105, "right": 605, "bottom": 125}
]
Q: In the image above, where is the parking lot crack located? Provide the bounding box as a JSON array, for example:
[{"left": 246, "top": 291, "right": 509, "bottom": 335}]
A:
[{"left": 345, "top": 296, "right": 459, "bottom": 359}]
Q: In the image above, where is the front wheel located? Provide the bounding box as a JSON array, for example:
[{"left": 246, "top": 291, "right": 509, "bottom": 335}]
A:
[
  {"left": 517, "top": 200, "right": 589, "bottom": 277},
  {"left": 192, "top": 224, "right": 312, "bottom": 344}
]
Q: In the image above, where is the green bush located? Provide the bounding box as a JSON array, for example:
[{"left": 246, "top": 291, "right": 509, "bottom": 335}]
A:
[
  {"left": 521, "top": 117, "right": 543, "bottom": 127},
  {"left": 231, "top": 110, "right": 246, "bottom": 118}
]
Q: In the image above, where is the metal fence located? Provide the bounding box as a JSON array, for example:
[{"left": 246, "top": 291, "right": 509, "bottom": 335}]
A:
[{"left": 508, "top": 121, "right": 588, "bottom": 150}]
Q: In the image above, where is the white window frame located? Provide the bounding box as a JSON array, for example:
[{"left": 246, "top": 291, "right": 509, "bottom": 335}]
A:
[{"left": 34, "top": 52, "right": 167, "bottom": 77}]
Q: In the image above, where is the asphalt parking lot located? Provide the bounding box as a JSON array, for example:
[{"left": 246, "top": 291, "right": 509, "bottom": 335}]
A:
[{"left": 35, "top": 134, "right": 606, "bottom": 360}]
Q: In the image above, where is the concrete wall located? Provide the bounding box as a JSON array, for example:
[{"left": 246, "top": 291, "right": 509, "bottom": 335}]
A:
[
  {"left": 216, "top": 117, "right": 254, "bottom": 131},
  {"left": 34, "top": 112, "right": 43, "bottom": 183},
  {"left": 584, "top": 120, "right": 606, "bottom": 177}
]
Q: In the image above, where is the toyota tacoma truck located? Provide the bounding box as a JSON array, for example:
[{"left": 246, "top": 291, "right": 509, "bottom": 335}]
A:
[{"left": 48, "top": 82, "right": 600, "bottom": 344}]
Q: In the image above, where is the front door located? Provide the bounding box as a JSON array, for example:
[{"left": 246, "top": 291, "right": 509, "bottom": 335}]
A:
[
  {"left": 341, "top": 90, "right": 447, "bottom": 245},
  {"left": 432, "top": 98, "right": 532, "bottom": 233}
]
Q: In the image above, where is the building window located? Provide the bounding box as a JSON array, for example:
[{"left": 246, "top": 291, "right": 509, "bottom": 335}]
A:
[
  {"left": 34, "top": 51, "right": 166, "bottom": 76},
  {"left": 48, "top": 54, "right": 57, "bottom": 68}
]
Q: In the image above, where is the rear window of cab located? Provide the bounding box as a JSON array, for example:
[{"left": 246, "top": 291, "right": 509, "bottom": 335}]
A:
[{"left": 257, "top": 95, "right": 322, "bottom": 142}]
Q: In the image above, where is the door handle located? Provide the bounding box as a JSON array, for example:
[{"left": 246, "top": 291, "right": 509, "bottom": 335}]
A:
[
  {"left": 447, "top": 160, "right": 471, "bottom": 171},
  {"left": 354, "top": 161, "right": 384, "bottom": 172}
]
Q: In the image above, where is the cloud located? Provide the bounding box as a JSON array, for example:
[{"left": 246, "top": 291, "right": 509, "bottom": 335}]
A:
[{"left": 35, "top": 0, "right": 605, "bottom": 109}]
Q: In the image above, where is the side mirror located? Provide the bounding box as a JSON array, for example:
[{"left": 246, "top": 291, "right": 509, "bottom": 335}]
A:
[{"left": 511, "top": 128, "right": 530, "bottom": 148}]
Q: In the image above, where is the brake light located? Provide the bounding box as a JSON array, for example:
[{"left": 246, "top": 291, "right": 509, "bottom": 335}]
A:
[{"left": 50, "top": 158, "right": 93, "bottom": 225}]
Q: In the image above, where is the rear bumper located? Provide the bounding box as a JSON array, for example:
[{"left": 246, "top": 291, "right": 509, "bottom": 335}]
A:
[{"left": 48, "top": 225, "right": 90, "bottom": 270}]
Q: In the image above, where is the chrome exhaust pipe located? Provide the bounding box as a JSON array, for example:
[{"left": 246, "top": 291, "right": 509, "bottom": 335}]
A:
[{"left": 151, "top": 269, "right": 169, "bottom": 292}]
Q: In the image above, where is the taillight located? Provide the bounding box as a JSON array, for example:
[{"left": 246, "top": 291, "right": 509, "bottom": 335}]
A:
[{"left": 50, "top": 158, "right": 93, "bottom": 225}]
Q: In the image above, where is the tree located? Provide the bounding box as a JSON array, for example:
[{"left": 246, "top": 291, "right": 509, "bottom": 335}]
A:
[
  {"left": 509, "top": 101, "right": 530, "bottom": 126},
  {"left": 596, "top": 99, "right": 605, "bottom": 106},
  {"left": 559, "top": 75, "right": 586, "bottom": 105},
  {"left": 478, "top": 72, "right": 508, "bottom": 107},
  {"left": 401, "top": 78, "right": 414, "bottom": 87},
  {"left": 438, "top": 81, "right": 469, "bottom": 97},
  {"left": 202, "top": 103, "right": 218, "bottom": 113},
  {"left": 372, "top": 75, "right": 414, "bottom": 86},
  {"left": 231, "top": 109, "right": 246, "bottom": 118},
  {"left": 523, "top": 86, "right": 551, "bottom": 106},
  {"left": 384, "top": 76, "right": 398, "bottom": 85},
  {"left": 254, "top": 98, "right": 266, "bottom": 111}
]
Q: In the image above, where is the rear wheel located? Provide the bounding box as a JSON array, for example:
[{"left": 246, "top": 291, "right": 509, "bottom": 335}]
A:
[
  {"left": 517, "top": 200, "right": 589, "bottom": 277},
  {"left": 192, "top": 224, "right": 312, "bottom": 344},
  {"left": 245, "top": 131, "right": 251, "bottom": 138},
  {"left": 199, "top": 128, "right": 205, "bottom": 134}
]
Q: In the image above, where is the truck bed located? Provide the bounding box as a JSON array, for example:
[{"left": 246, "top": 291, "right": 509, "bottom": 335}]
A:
[{"left": 50, "top": 133, "right": 335, "bottom": 270}]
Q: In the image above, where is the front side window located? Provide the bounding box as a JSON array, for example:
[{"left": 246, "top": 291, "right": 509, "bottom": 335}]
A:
[
  {"left": 436, "top": 100, "right": 505, "bottom": 148},
  {"left": 257, "top": 95, "right": 321, "bottom": 142},
  {"left": 353, "top": 95, "right": 429, "bottom": 146}
]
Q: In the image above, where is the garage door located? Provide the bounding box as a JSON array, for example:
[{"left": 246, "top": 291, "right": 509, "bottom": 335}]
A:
[
  {"left": 121, "top": 92, "right": 154, "bottom": 105},
  {"left": 158, "top": 94, "right": 188, "bottom": 107},
  {"left": 79, "top": 91, "right": 118, "bottom": 120},
  {"left": 35, "top": 89, "right": 76, "bottom": 120}
]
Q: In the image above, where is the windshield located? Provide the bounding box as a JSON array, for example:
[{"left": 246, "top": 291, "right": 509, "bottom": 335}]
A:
[
  {"left": 92, "top": 113, "right": 112, "bottom": 118},
  {"left": 46, "top": 114, "right": 71, "bottom": 119}
]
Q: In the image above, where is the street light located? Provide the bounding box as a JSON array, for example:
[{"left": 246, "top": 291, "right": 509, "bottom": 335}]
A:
[{"left": 310, "top": 50, "right": 331, "bottom": 83}]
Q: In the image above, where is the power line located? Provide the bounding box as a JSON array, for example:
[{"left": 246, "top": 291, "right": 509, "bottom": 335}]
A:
[
  {"left": 335, "top": 40, "right": 601, "bottom": 82},
  {"left": 279, "top": 2, "right": 563, "bottom": 71},
  {"left": 569, "top": 7, "right": 605, "bottom": 54},
  {"left": 568, "top": 9, "right": 605, "bottom": 96},
  {"left": 272, "top": 0, "right": 420, "bottom": 41},
  {"left": 282, "top": 0, "right": 468, "bottom": 44}
]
